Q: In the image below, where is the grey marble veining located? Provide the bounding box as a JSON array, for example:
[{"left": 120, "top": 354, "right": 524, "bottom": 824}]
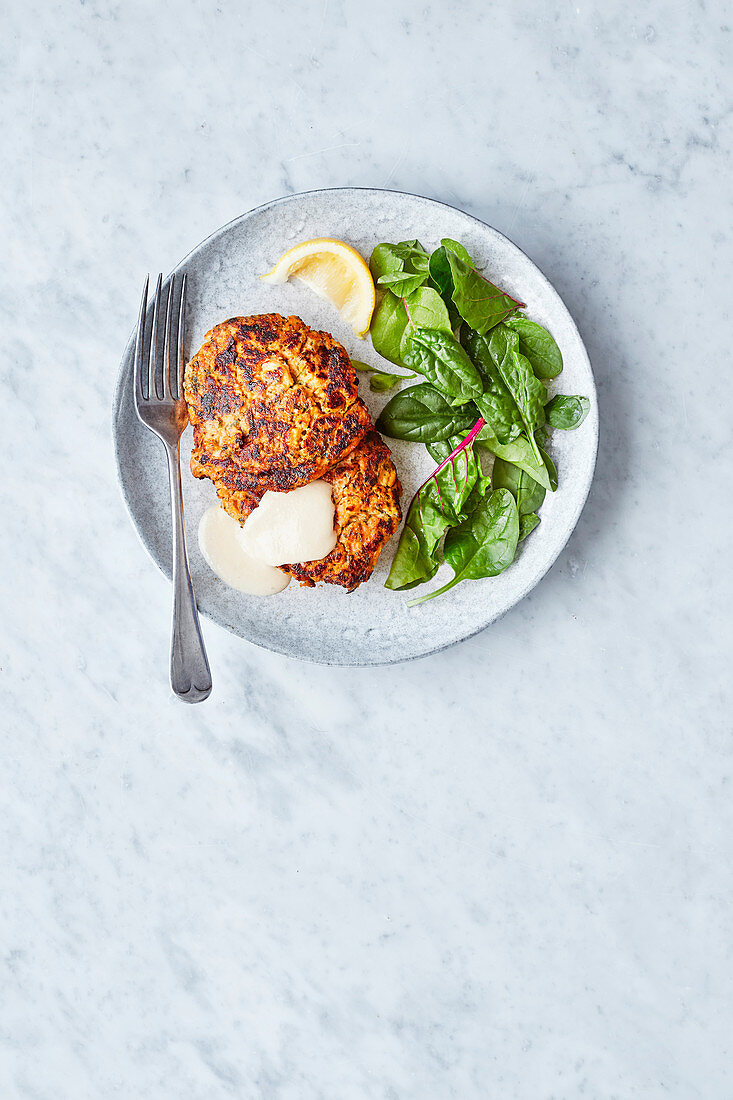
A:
[{"left": 2, "top": 1, "right": 732, "bottom": 1097}]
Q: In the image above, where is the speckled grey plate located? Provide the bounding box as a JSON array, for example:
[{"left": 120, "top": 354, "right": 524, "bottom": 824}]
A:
[{"left": 114, "top": 188, "right": 597, "bottom": 665}]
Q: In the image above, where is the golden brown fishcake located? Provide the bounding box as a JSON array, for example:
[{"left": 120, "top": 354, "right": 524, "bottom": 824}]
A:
[
  {"left": 184, "top": 314, "right": 372, "bottom": 494},
  {"left": 281, "top": 431, "right": 402, "bottom": 592},
  {"left": 190, "top": 443, "right": 261, "bottom": 524},
  {"left": 196, "top": 432, "right": 402, "bottom": 590}
]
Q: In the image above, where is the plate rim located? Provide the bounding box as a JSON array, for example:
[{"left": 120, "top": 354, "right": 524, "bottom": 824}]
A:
[{"left": 112, "top": 186, "right": 599, "bottom": 666}]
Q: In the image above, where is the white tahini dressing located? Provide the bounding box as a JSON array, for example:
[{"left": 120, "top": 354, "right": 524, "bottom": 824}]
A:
[
  {"left": 198, "top": 481, "right": 337, "bottom": 596},
  {"left": 198, "top": 506, "right": 290, "bottom": 596},
  {"left": 240, "top": 480, "right": 337, "bottom": 566}
]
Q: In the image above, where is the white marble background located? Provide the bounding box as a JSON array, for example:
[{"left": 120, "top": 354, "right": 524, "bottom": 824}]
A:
[{"left": 2, "top": 0, "right": 732, "bottom": 1096}]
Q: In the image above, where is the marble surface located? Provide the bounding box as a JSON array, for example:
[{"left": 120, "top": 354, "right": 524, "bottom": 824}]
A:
[{"left": 2, "top": 1, "right": 732, "bottom": 1096}]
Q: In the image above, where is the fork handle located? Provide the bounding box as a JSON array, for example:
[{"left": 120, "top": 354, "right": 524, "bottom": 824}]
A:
[{"left": 166, "top": 441, "right": 212, "bottom": 703}]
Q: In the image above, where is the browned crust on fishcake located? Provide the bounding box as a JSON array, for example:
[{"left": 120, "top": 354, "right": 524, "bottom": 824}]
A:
[
  {"left": 281, "top": 431, "right": 402, "bottom": 592},
  {"left": 184, "top": 314, "right": 372, "bottom": 494}
]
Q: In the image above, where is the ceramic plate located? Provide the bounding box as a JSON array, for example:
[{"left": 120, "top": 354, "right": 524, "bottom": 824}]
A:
[{"left": 113, "top": 188, "right": 597, "bottom": 665}]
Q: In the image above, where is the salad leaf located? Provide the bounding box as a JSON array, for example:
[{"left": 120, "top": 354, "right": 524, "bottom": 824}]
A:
[
  {"left": 385, "top": 481, "right": 452, "bottom": 590},
  {"left": 544, "top": 394, "right": 590, "bottom": 430},
  {"left": 350, "top": 359, "right": 415, "bottom": 392},
  {"left": 430, "top": 241, "right": 478, "bottom": 325},
  {"left": 458, "top": 475, "right": 493, "bottom": 522},
  {"left": 378, "top": 272, "right": 427, "bottom": 297},
  {"left": 442, "top": 486, "right": 519, "bottom": 577},
  {"left": 403, "top": 285, "right": 452, "bottom": 335},
  {"left": 446, "top": 250, "right": 523, "bottom": 334},
  {"left": 476, "top": 423, "right": 552, "bottom": 491},
  {"left": 370, "top": 291, "right": 409, "bottom": 366},
  {"left": 384, "top": 520, "right": 440, "bottom": 592},
  {"left": 371, "top": 286, "right": 452, "bottom": 368},
  {"left": 492, "top": 349, "right": 547, "bottom": 464},
  {"left": 427, "top": 246, "right": 462, "bottom": 329},
  {"left": 369, "top": 371, "right": 414, "bottom": 392},
  {"left": 428, "top": 246, "right": 454, "bottom": 303},
  {"left": 372, "top": 240, "right": 430, "bottom": 298},
  {"left": 425, "top": 436, "right": 490, "bottom": 524},
  {"left": 368, "top": 233, "right": 589, "bottom": 606},
  {"left": 402, "top": 328, "right": 484, "bottom": 405},
  {"left": 407, "top": 488, "right": 519, "bottom": 605},
  {"left": 425, "top": 434, "right": 463, "bottom": 463},
  {"left": 538, "top": 444, "right": 558, "bottom": 491},
  {"left": 386, "top": 421, "right": 488, "bottom": 591},
  {"left": 505, "top": 315, "right": 563, "bottom": 379},
  {"left": 376, "top": 383, "right": 476, "bottom": 443},
  {"left": 492, "top": 456, "right": 546, "bottom": 515},
  {"left": 370, "top": 244, "right": 403, "bottom": 284},
  {"left": 518, "top": 513, "right": 541, "bottom": 541},
  {"left": 466, "top": 326, "right": 522, "bottom": 444},
  {"left": 370, "top": 239, "right": 428, "bottom": 278},
  {"left": 441, "top": 238, "right": 476, "bottom": 266}
]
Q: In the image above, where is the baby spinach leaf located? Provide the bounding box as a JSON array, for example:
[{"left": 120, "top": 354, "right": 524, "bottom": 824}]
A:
[
  {"left": 429, "top": 239, "right": 476, "bottom": 309},
  {"left": 385, "top": 421, "right": 488, "bottom": 591},
  {"left": 441, "top": 238, "right": 476, "bottom": 266},
  {"left": 402, "top": 328, "right": 484, "bottom": 405},
  {"left": 407, "top": 488, "right": 519, "bottom": 605},
  {"left": 396, "top": 241, "right": 430, "bottom": 268},
  {"left": 429, "top": 246, "right": 454, "bottom": 302},
  {"left": 371, "top": 286, "right": 452, "bottom": 369},
  {"left": 544, "top": 394, "right": 590, "bottom": 429},
  {"left": 370, "top": 291, "right": 410, "bottom": 366},
  {"left": 370, "top": 240, "right": 428, "bottom": 280},
  {"left": 473, "top": 391, "right": 521, "bottom": 445},
  {"left": 404, "top": 286, "right": 452, "bottom": 333},
  {"left": 372, "top": 240, "right": 430, "bottom": 298},
  {"left": 369, "top": 371, "right": 415, "bottom": 392},
  {"left": 504, "top": 316, "right": 563, "bottom": 379},
  {"left": 425, "top": 435, "right": 461, "bottom": 464},
  {"left": 378, "top": 271, "right": 428, "bottom": 297},
  {"left": 414, "top": 463, "right": 473, "bottom": 560},
  {"left": 351, "top": 359, "right": 415, "bottom": 392},
  {"left": 385, "top": 511, "right": 441, "bottom": 591},
  {"left": 424, "top": 437, "right": 490, "bottom": 525},
  {"left": 538, "top": 445, "right": 558, "bottom": 491},
  {"left": 484, "top": 320, "right": 520, "bottom": 361},
  {"left": 459, "top": 476, "right": 493, "bottom": 522},
  {"left": 446, "top": 250, "right": 523, "bottom": 334},
  {"left": 427, "top": 246, "right": 462, "bottom": 329},
  {"left": 493, "top": 349, "right": 547, "bottom": 464},
  {"left": 444, "top": 487, "right": 519, "bottom": 578},
  {"left": 518, "top": 512, "right": 540, "bottom": 541},
  {"left": 370, "top": 243, "right": 404, "bottom": 283},
  {"left": 492, "top": 457, "right": 546, "bottom": 515},
  {"left": 466, "top": 335, "right": 547, "bottom": 462},
  {"left": 398, "top": 286, "right": 453, "bottom": 361},
  {"left": 466, "top": 327, "right": 522, "bottom": 444},
  {"left": 476, "top": 423, "right": 552, "bottom": 491},
  {"left": 376, "top": 383, "right": 476, "bottom": 443}
]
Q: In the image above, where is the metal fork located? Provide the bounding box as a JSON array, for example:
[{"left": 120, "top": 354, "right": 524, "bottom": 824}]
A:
[{"left": 134, "top": 274, "right": 212, "bottom": 703}]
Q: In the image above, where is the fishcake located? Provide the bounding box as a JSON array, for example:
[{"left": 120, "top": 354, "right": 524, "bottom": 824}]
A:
[
  {"left": 184, "top": 314, "right": 372, "bottom": 494},
  {"left": 190, "top": 449, "right": 261, "bottom": 525}
]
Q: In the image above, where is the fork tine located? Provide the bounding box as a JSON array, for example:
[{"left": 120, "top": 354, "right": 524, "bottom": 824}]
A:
[
  {"left": 176, "top": 273, "right": 187, "bottom": 400},
  {"left": 150, "top": 274, "right": 163, "bottom": 399},
  {"left": 134, "top": 275, "right": 149, "bottom": 401},
  {"left": 163, "top": 274, "right": 175, "bottom": 399}
]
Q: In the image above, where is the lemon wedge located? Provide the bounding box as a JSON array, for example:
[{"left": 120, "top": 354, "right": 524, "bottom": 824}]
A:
[{"left": 260, "top": 238, "right": 375, "bottom": 337}]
